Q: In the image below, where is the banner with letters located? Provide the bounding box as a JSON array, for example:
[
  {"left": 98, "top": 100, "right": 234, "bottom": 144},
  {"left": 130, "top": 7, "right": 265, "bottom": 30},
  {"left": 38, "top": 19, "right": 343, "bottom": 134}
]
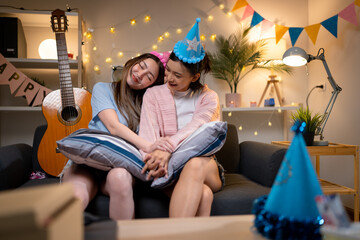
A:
[{"left": 0, "top": 53, "right": 52, "bottom": 106}]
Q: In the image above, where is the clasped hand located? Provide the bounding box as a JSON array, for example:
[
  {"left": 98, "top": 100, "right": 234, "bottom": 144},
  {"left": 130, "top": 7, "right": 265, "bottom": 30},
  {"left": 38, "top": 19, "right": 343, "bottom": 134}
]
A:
[{"left": 141, "top": 150, "right": 171, "bottom": 181}]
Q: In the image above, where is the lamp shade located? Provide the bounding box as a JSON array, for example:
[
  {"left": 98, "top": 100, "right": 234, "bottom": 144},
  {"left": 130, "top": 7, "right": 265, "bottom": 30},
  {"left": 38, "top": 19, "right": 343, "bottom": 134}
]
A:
[{"left": 282, "top": 46, "right": 308, "bottom": 67}]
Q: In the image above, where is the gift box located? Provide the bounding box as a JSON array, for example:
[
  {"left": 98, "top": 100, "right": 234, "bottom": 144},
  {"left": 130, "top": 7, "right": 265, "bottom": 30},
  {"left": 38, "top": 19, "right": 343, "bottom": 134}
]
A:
[{"left": 0, "top": 183, "right": 83, "bottom": 240}]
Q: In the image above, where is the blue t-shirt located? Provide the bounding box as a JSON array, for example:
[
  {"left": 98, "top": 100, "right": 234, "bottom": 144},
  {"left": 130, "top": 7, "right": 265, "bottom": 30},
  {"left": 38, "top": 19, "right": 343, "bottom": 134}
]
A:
[{"left": 88, "top": 82, "right": 129, "bottom": 133}]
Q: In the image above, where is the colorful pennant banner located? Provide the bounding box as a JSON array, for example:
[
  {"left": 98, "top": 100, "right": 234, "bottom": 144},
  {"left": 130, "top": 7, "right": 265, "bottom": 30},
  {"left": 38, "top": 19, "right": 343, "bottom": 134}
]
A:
[
  {"left": 231, "top": 0, "right": 359, "bottom": 46},
  {"left": 0, "top": 53, "right": 52, "bottom": 106}
]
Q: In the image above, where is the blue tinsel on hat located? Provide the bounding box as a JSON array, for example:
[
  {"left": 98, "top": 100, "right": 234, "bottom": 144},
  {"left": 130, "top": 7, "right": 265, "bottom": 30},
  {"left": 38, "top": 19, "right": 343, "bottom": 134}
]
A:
[
  {"left": 252, "top": 121, "right": 324, "bottom": 239},
  {"left": 173, "top": 18, "right": 205, "bottom": 64}
]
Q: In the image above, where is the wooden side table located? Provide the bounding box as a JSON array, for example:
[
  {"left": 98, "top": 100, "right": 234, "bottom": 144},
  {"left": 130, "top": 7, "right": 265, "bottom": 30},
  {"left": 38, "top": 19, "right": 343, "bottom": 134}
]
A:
[{"left": 271, "top": 141, "right": 359, "bottom": 222}]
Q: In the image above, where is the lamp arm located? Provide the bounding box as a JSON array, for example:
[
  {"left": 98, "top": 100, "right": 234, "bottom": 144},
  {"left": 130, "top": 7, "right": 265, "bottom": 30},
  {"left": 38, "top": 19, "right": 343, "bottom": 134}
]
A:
[
  {"left": 312, "top": 52, "right": 342, "bottom": 140},
  {"left": 316, "top": 89, "right": 340, "bottom": 140}
]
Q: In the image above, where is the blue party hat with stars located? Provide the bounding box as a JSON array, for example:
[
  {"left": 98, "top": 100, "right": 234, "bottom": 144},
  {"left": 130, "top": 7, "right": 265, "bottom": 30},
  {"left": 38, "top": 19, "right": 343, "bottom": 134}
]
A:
[
  {"left": 252, "top": 121, "right": 324, "bottom": 239},
  {"left": 173, "top": 18, "right": 205, "bottom": 64},
  {"left": 264, "top": 122, "right": 323, "bottom": 220}
]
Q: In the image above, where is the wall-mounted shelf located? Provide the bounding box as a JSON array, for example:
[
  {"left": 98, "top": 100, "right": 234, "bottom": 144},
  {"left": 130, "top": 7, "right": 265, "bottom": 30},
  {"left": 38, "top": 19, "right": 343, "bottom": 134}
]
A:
[
  {"left": 222, "top": 106, "right": 299, "bottom": 112},
  {"left": 0, "top": 106, "right": 42, "bottom": 111},
  {"left": 7, "top": 58, "right": 78, "bottom": 69}
]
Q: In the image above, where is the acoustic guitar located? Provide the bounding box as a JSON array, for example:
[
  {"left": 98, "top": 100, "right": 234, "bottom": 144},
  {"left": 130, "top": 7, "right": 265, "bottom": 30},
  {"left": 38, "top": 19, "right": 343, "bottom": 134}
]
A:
[{"left": 38, "top": 9, "right": 92, "bottom": 176}]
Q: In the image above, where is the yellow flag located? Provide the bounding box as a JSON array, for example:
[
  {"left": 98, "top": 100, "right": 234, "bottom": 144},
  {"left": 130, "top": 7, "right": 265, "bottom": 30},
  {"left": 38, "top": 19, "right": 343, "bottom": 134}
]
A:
[
  {"left": 275, "top": 25, "right": 289, "bottom": 43},
  {"left": 355, "top": 0, "right": 360, "bottom": 7},
  {"left": 305, "top": 24, "right": 321, "bottom": 45},
  {"left": 231, "top": 0, "right": 248, "bottom": 12}
]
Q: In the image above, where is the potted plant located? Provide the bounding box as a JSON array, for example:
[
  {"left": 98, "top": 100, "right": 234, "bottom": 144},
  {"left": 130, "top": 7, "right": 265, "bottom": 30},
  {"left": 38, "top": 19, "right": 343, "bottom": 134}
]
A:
[
  {"left": 208, "top": 27, "right": 292, "bottom": 107},
  {"left": 291, "top": 107, "right": 323, "bottom": 146}
]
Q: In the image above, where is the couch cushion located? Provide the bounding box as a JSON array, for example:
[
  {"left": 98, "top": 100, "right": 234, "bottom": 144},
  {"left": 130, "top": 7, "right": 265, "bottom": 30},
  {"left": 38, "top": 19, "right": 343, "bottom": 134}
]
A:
[
  {"left": 215, "top": 124, "right": 240, "bottom": 173},
  {"left": 211, "top": 173, "right": 270, "bottom": 215}
]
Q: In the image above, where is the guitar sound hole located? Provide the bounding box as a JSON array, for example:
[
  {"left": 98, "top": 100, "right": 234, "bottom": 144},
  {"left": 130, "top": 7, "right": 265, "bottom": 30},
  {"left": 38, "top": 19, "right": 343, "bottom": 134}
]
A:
[{"left": 61, "top": 106, "right": 79, "bottom": 122}]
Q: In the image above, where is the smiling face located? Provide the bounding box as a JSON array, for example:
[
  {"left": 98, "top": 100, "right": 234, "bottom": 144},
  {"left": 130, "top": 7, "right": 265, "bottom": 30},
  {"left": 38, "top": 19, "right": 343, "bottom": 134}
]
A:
[
  {"left": 126, "top": 58, "right": 160, "bottom": 90},
  {"left": 165, "top": 59, "right": 200, "bottom": 92}
]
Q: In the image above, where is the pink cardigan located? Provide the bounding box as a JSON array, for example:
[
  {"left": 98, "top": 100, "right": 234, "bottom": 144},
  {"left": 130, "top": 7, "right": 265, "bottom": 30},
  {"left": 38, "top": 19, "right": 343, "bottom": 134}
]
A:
[{"left": 139, "top": 84, "right": 220, "bottom": 151}]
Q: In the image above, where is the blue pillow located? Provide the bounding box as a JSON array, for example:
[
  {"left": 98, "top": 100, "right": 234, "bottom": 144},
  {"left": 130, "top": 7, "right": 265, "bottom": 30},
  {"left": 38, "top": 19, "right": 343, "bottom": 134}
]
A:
[{"left": 56, "top": 121, "right": 227, "bottom": 189}]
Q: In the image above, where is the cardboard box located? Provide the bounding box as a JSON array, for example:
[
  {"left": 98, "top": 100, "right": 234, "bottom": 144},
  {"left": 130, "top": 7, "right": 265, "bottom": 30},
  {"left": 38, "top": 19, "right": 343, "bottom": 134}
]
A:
[{"left": 0, "top": 183, "right": 83, "bottom": 240}]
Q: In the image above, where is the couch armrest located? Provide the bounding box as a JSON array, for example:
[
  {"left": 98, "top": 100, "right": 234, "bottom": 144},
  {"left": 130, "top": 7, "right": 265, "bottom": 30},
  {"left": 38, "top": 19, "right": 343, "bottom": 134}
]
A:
[
  {"left": 239, "top": 141, "right": 287, "bottom": 187},
  {"left": 0, "top": 144, "right": 33, "bottom": 190}
]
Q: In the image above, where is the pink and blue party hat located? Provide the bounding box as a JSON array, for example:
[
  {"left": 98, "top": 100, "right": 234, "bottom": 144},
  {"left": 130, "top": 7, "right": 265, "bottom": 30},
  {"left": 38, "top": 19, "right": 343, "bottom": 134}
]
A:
[{"left": 173, "top": 18, "right": 205, "bottom": 64}]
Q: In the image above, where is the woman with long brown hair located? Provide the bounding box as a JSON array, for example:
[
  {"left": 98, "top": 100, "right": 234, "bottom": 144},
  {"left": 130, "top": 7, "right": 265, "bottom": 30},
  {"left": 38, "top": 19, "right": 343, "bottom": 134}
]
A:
[{"left": 62, "top": 52, "right": 172, "bottom": 220}]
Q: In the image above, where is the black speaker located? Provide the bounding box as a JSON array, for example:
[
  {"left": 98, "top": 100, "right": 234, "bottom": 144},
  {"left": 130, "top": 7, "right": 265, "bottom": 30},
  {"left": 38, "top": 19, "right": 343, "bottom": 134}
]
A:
[{"left": 0, "top": 17, "right": 27, "bottom": 58}]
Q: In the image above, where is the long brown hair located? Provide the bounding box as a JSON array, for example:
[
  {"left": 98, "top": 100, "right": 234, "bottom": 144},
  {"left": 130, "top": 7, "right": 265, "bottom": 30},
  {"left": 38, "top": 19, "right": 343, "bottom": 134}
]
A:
[{"left": 112, "top": 53, "right": 165, "bottom": 132}]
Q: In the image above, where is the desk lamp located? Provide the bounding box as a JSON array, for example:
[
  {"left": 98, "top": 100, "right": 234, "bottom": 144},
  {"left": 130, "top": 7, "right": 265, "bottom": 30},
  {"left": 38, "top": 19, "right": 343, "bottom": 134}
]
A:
[{"left": 282, "top": 47, "right": 342, "bottom": 146}]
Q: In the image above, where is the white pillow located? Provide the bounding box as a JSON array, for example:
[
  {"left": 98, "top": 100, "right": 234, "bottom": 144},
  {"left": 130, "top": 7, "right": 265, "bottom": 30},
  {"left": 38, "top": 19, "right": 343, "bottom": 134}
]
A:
[{"left": 56, "top": 121, "right": 227, "bottom": 188}]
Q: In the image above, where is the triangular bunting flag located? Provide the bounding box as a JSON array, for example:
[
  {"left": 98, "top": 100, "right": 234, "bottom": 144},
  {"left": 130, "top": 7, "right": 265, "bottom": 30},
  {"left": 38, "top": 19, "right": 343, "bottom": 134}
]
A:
[
  {"left": 321, "top": 15, "right": 338, "bottom": 38},
  {"left": 15, "top": 77, "right": 41, "bottom": 105},
  {"left": 289, "top": 27, "right": 304, "bottom": 46},
  {"left": 305, "top": 24, "right": 321, "bottom": 45},
  {"left": 250, "top": 11, "right": 264, "bottom": 27},
  {"left": 275, "top": 25, "right": 289, "bottom": 43},
  {"left": 32, "top": 86, "right": 52, "bottom": 106},
  {"left": 339, "top": 3, "right": 358, "bottom": 26},
  {"left": 260, "top": 19, "right": 274, "bottom": 37},
  {"left": 241, "top": 5, "right": 254, "bottom": 21},
  {"left": 231, "top": 0, "right": 248, "bottom": 12},
  {"left": 355, "top": 0, "right": 360, "bottom": 7}
]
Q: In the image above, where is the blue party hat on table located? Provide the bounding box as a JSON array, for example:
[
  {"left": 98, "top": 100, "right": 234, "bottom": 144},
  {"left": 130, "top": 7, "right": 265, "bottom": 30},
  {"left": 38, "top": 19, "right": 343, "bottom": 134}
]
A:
[
  {"left": 173, "top": 18, "right": 205, "bottom": 64},
  {"left": 252, "top": 121, "right": 324, "bottom": 239}
]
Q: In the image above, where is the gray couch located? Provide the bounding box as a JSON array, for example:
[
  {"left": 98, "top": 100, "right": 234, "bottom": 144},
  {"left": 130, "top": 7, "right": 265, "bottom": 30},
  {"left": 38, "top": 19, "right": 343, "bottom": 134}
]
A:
[{"left": 0, "top": 124, "right": 287, "bottom": 219}]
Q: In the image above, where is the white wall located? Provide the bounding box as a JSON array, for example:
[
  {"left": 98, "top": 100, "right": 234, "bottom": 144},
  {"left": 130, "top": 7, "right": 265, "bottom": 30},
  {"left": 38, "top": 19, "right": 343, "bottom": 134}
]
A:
[{"left": 1, "top": 0, "right": 359, "bottom": 210}]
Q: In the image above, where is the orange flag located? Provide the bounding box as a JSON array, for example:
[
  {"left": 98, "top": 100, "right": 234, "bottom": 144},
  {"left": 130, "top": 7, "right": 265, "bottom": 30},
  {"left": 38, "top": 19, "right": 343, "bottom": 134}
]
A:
[
  {"left": 355, "top": 0, "right": 360, "bottom": 7},
  {"left": 275, "top": 25, "right": 289, "bottom": 43},
  {"left": 231, "top": 0, "right": 248, "bottom": 12},
  {"left": 304, "top": 24, "right": 321, "bottom": 45}
]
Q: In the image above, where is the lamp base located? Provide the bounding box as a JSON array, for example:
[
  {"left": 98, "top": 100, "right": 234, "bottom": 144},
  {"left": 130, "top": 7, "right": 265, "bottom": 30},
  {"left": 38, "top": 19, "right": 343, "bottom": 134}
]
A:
[{"left": 313, "top": 140, "right": 329, "bottom": 146}]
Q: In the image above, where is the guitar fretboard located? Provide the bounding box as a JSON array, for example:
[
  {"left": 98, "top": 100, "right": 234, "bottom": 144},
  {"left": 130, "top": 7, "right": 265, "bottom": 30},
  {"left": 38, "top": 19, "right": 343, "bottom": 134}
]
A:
[{"left": 55, "top": 32, "right": 75, "bottom": 108}]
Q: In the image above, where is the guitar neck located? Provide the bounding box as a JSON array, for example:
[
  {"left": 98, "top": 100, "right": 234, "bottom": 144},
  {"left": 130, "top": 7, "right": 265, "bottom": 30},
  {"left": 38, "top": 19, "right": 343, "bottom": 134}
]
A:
[{"left": 55, "top": 32, "right": 75, "bottom": 107}]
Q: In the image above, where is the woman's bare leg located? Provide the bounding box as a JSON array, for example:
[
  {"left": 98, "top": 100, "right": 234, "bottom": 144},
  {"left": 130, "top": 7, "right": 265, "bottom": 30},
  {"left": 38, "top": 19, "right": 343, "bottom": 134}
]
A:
[
  {"left": 169, "top": 157, "right": 222, "bottom": 217},
  {"left": 102, "top": 168, "right": 135, "bottom": 220},
  {"left": 195, "top": 184, "right": 214, "bottom": 217},
  {"left": 62, "top": 164, "right": 98, "bottom": 210}
]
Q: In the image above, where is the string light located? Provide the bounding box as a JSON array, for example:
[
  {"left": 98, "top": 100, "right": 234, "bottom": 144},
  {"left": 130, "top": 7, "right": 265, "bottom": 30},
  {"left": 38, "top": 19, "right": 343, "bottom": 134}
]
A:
[
  {"left": 110, "top": 27, "right": 115, "bottom": 33},
  {"left": 93, "top": 46, "right": 97, "bottom": 51},
  {"left": 105, "top": 57, "right": 112, "bottom": 63},
  {"left": 86, "top": 32, "right": 92, "bottom": 40},
  {"left": 136, "top": 53, "right": 141, "bottom": 57},
  {"left": 164, "top": 32, "right": 170, "bottom": 38},
  {"left": 176, "top": 28, "right": 182, "bottom": 34},
  {"left": 210, "top": 34, "right": 216, "bottom": 41},
  {"left": 152, "top": 44, "right": 158, "bottom": 50},
  {"left": 157, "top": 35, "right": 164, "bottom": 42},
  {"left": 227, "top": 12, "right": 233, "bottom": 17},
  {"left": 238, "top": 126, "right": 243, "bottom": 131},
  {"left": 268, "top": 121, "right": 272, "bottom": 126},
  {"left": 278, "top": 109, "right": 282, "bottom": 113},
  {"left": 117, "top": 51, "right": 124, "bottom": 58},
  {"left": 200, "top": 34, "right": 206, "bottom": 41},
  {"left": 130, "top": 18, "right": 136, "bottom": 26},
  {"left": 228, "top": 112, "right": 232, "bottom": 117},
  {"left": 254, "top": 131, "right": 258, "bottom": 136},
  {"left": 207, "top": 15, "right": 214, "bottom": 21},
  {"left": 144, "top": 15, "right": 151, "bottom": 23},
  {"left": 219, "top": 4, "right": 225, "bottom": 10},
  {"left": 94, "top": 65, "right": 100, "bottom": 72}
]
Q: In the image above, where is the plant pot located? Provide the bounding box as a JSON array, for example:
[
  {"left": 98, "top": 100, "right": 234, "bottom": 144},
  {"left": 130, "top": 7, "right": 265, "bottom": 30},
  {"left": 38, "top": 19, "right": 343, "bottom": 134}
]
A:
[
  {"left": 225, "top": 93, "right": 241, "bottom": 108},
  {"left": 302, "top": 131, "right": 315, "bottom": 146}
]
